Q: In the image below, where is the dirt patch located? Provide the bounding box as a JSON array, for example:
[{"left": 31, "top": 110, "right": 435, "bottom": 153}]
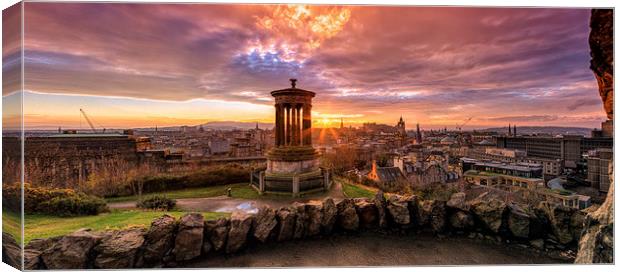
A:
[{"left": 183, "top": 232, "right": 569, "bottom": 267}]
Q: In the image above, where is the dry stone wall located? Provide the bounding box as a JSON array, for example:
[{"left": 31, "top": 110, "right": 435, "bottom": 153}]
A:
[{"left": 10, "top": 191, "right": 596, "bottom": 269}]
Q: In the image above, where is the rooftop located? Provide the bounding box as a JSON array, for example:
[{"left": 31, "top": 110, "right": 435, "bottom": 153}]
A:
[
  {"left": 464, "top": 170, "right": 543, "bottom": 182},
  {"left": 38, "top": 133, "right": 129, "bottom": 138},
  {"left": 474, "top": 161, "right": 542, "bottom": 172},
  {"left": 271, "top": 79, "right": 316, "bottom": 97}
]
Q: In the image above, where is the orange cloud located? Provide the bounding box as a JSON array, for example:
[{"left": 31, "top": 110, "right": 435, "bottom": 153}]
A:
[{"left": 250, "top": 5, "right": 351, "bottom": 63}]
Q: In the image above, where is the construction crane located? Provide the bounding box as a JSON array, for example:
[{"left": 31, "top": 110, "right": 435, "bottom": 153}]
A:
[
  {"left": 456, "top": 117, "right": 473, "bottom": 132},
  {"left": 80, "top": 108, "right": 100, "bottom": 133}
]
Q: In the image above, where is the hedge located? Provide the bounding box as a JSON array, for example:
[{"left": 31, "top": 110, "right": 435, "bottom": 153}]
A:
[
  {"left": 111, "top": 165, "right": 252, "bottom": 197},
  {"left": 2, "top": 183, "right": 109, "bottom": 217},
  {"left": 136, "top": 195, "right": 176, "bottom": 211}
]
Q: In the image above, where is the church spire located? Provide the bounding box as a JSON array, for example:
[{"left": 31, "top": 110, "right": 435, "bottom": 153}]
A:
[{"left": 416, "top": 122, "right": 422, "bottom": 144}]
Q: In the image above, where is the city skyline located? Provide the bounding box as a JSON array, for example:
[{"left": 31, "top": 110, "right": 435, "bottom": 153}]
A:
[{"left": 3, "top": 4, "right": 607, "bottom": 129}]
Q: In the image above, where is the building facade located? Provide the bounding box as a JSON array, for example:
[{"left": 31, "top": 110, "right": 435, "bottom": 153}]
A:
[
  {"left": 586, "top": 148, "right": 612, "bottom": 193},
  {"left": 495, "top": 135, "right": 612, "bottom": 168},
  {"left": 467, "top": 147, "right": 563, "bottom": 179}
]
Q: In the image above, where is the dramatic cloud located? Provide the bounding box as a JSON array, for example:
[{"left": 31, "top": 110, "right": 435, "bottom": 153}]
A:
[{"left": 11, "top": 3, "right": 607, "bottom": 129}]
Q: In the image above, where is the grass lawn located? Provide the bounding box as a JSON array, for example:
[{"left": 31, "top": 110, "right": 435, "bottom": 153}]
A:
[
  {"left": 106, "top": 182, "right": 331, "bottom": 203},
  {"left": 342, "top": 182, "right": 376, "bottom": 199},
  {"left": 2, "top": 210, "right": 22, "bottom": 243},
  {"left": 7, "top": 209, "right": 228, "bottom": 244},
  {"left": 106, "top": 183, "right": 260, "bottom": 203}
]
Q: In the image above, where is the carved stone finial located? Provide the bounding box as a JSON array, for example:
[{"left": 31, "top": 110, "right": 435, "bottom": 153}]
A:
[{"left": 290, "top": 78, "right": 297, "bottom": 88}]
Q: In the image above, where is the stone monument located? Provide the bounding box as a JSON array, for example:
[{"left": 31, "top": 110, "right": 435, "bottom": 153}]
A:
[{"left": 251, "top": 79, "right": 330, "bottom": 196}]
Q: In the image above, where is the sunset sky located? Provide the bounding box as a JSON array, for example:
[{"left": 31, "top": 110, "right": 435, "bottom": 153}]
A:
[{"left": 3, "top": 3, "right": 607, "bottom": 130}]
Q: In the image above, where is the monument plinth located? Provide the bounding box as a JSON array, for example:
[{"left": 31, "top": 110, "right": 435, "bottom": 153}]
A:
[{"left": 251, "top": 79, "right": 330, "bottom": 196}]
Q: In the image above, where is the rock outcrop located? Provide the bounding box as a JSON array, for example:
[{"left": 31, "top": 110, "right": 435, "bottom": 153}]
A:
[
  {"left": 41, "top": 229, "right": 103, "bottom": 269},
  {"left": 373, "top": 190, "right": 388, "bottom": 228},
  {"left": 2, "top": 232, "right": 21, "bottom": 269},
  {"left": 336, "top": 198, "right": 359, "bottom": 231},
  {"left": 205, "top": 218, "right": 229, "bottom": 252},
  {"left": 138, "top": 215, "right": 177, "bottom": 267},
  {"left": 536, "top": 202, "right": 575, "bottom": 245},
  {"left": 470, "top": 197, "right": 507, "bottom": 233},
  {"left": 576, "top": 160, "right": 614, "bottom": 263},
  {"left": 450, "top": 211, "right": 474, "bottom": 230},
  {"left": 172, "top": 213, "right": 204, "bottom": 261},
  {"left": 576, "top": 8, "right": 614, "bottom": 264},
  {"left": 321, "top": 198, "right": 338, "bottom": 234},
  {"left": 293, "top": 203, "right": 308, "bottom": 239},
  {"left": 24, "top": 249, "right": 42, "bottom": 270},
  {"left": 427, "top": 200, "right": 447, "bottom": 233},
  {"left": 253, "top": 207, "right": 277, "bottom": 243},
  {"left": 305, "top": 202, "right": 324, "bottom": 236},
  {"left": 226, "top": 212, "right": 254, "bottom": 254},
  {"left": 275, "top": 207, "right": 296, "bottom": 241},
  {"left": 589, "top": 9, "right": 614, "bottom": 120},
  {"left": 386, "top": 196, "right": 410, "bottom": 226},
  {"left": 447, "top": 192, "right": 468, "bottom": 211},
  {"left": 354, "top": 198, "right": 379, "bottom": 228},
  {"left": 507, "top": 204, "right": 532, "bottom": 239},
  {"left": 25, "top": 237, "right": 58, "bottom": 252},
  {"left": 94, "top": 228, "right": 145, "bottom": 269},
  {"left": 23, "top": 236, "right": 61, "bottom": 270}
]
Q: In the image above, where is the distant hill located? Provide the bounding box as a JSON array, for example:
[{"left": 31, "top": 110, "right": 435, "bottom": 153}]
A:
[
  {"left": 475, "top": 126, "right": 594, "bottom": 136},
  {"left": 200, "top": 121, "right": 273, "bottom": 130},
  {"left": 133, "top": 121, "right": 273, "bottom": 131}
]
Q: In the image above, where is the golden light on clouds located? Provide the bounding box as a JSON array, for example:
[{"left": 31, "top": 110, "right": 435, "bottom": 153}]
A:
[
  {"left": 16, "top": 4, "right": 605, "bottom": 129},
  {"left": 251, "top": 5, "right": 351, "bottom": 62}
]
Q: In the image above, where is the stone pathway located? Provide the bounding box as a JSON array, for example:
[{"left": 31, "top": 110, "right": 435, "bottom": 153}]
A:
[{"left": 108, "top": 182, "right": 345, "bottom": 213}]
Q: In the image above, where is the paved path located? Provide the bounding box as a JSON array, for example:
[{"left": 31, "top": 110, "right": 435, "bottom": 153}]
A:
[
  {"left": 183, "top": 232, "right": 569, "bottom": 267},
  {"left": 108, "top": 182, "right": 345, "bottom": 213}
]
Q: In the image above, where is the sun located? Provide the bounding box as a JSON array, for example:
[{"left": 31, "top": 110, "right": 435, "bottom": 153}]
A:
[
  {"left": 316, "top": 118, "right": 335, "bottom": 128},
  {"left": 320, "top": 118, "right": 332, "bottom": 126}
]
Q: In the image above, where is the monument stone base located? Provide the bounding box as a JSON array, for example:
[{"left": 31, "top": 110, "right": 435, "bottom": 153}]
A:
[{"left": 251, "top": 146, "right": 331, "bottom": 197}]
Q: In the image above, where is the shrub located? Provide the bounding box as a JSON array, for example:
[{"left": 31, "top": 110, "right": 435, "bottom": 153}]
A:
[
  {"left": 413, "top": 183, "right": 457, "bottom": 201},
  {"left": 136, "top": 195, "right": 176, "bottom": 211},
  {"left": 2, "top": 183, "right": 21, "bottom": 212},
  {"left": 38, "top": 194, "right": 109, "bottom": 217},
  {"left": 113, "top": 164, "right": 252, "bottom": 197},
  {"left": 2, "top": 183, "right": 109, "bottom": 216}
]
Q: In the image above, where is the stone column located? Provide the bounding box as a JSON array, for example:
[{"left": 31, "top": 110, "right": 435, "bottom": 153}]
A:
[
  {"left": 292, "top": 175, "right": 300, "bottom": 197},
  {"left": 290, "top": 105, "right": 295, "bottom": 146},
  {"left": 286, "top": 105, "right": 291, "bottom": 145},
  {"left": 302, "top": 103, "right": 312, "bottom": 146},
  {"left": 259, "top": 171, "right": 265, "bottom": 193},
  {"left": 275, "top": 104, "right": 282, "bottom": 146},
  {"left": 292, "top": 104, "right": 299, "bottom": 146},
  {"left": 298, "top": 104, "right": 303, "bottom": 146},
  {"left": 278, "top": 104, "right": 285, "bottom": 146},
  {"left": 297, "top": 105, "right": 302, "bottom": 146},
  {"left": 296, "top": 104, "right": 302, "bottom": 145}
]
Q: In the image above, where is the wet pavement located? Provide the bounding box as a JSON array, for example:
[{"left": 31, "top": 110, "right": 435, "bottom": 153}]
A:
[{"left": 108, "top": 182, "right": 345, "bottom": 213}]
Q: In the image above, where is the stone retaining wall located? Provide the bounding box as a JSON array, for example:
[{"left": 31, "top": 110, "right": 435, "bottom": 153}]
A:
[{"left": 13, "top": 191, "right": 593, "bottom": 269}]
